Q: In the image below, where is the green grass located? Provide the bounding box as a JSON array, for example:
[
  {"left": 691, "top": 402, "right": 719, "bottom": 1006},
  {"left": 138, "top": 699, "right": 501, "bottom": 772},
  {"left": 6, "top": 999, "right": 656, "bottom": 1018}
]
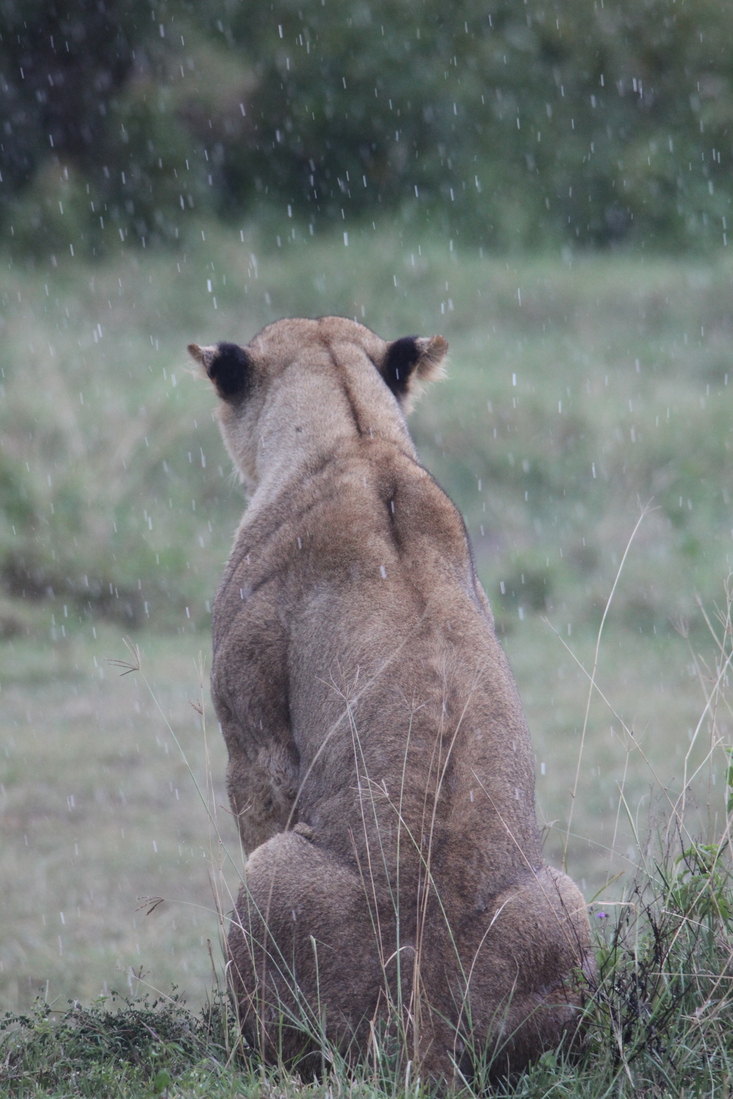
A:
[
  {"left": 0, "top": 627, "right": 239, "bottom": 1014},
  {"left": 2, "top": 227, "right": 732, "bottom": 633},
  {"left": 1, "top": 223, "right": 733, "bottom": 1094},
  {"left": 3, "top": 827, "right": 733, "bottom": 1098}
]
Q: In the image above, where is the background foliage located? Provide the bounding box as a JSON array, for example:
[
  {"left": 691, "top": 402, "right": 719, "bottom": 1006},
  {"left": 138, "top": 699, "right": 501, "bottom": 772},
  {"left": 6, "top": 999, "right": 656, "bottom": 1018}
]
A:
[{"left": 1, "top": 0, "right": 732, "bottom": 253}]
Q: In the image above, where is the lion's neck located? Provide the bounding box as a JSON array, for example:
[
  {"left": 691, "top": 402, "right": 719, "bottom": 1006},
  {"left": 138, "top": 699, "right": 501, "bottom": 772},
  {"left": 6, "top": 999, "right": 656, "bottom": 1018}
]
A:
[{"left": 246, "top": 365, "right": 416, "bottom": 511}]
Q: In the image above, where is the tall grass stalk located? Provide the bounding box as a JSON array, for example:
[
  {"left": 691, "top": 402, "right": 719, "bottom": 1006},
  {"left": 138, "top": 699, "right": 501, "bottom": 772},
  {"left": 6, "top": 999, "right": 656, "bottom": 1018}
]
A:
[{"left": 561, "top": 504, "right": 651, "bottom": 872}]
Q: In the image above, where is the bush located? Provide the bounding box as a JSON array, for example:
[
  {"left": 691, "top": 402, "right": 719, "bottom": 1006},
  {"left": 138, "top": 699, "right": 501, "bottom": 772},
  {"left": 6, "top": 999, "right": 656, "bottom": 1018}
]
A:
[{"left": 2, "top": 0, "right": 732, "bottom": 253}]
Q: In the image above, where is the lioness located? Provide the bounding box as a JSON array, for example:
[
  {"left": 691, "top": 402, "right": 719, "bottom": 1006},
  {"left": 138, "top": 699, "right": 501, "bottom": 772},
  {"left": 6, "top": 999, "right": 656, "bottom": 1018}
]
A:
[{"left": 189, "top": 317, "right": 593, "bottom": 1083}]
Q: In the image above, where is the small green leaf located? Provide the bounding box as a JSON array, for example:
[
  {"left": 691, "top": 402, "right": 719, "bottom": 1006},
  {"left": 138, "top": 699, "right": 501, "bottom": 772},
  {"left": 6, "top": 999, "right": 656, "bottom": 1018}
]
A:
[{"left": 152, "top": 1067, "right": 172, "bottom": 1096}]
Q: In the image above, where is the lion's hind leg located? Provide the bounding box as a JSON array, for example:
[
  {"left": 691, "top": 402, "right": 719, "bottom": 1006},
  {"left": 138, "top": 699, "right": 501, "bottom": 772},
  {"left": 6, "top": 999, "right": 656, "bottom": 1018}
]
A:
[
  {"left": 447, "top": 865, "right": 594, "bottom": 1082},
  {"left": 227, "top": 830, "right": 406, "bottom": 1071}
]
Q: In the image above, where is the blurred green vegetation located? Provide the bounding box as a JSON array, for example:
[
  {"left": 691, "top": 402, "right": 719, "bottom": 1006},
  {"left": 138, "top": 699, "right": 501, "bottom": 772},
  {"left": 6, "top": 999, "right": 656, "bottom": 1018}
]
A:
[
  {"left": 0, "top": 227, "right": 731, "bottom": 642},
  {"left": 1, "top": 0, "right": 731, "bottom": 254}
]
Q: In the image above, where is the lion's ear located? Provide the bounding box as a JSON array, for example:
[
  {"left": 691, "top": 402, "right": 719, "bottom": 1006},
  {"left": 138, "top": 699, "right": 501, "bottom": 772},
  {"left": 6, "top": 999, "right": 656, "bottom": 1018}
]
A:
[
  {"left": 380, "top": 335, "right": 448, "bottom": 408},
  {"left": 187, "top": 341, "right": 251, "bottom": 401}
]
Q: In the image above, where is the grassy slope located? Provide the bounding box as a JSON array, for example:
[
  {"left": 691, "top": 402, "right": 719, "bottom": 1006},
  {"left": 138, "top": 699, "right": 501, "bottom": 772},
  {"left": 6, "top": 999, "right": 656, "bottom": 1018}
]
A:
[
  {"left": 1, "top": 225, "right": 732, "bottom": 1094},
  {"left": 2, "top": 228, "right": 732, "bottom": 633},
  {"left": 0, "top": 627, "right": 238, "bottom": 1012}
]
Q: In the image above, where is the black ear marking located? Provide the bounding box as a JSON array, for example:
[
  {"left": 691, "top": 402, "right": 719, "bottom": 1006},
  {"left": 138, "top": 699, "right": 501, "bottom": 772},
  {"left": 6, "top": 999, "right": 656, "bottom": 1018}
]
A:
[
  {"left": 382, "top": 336, "right": 421, "bottom": 399},
  {"left": 210, "top": 342, "right": 251, "bottom": 400},
  {"left": 188, "top": 341, "right": 251, "bottom": 400}
]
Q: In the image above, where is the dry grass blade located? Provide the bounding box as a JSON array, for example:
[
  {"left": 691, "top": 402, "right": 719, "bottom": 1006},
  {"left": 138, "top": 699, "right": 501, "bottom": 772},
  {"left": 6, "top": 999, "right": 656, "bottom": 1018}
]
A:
[
  {"left": 106, "top": 637, "right": 142, "bottom": 676},
  {"left": 560, "top": 503, "right": 652, "bottom": 870}
]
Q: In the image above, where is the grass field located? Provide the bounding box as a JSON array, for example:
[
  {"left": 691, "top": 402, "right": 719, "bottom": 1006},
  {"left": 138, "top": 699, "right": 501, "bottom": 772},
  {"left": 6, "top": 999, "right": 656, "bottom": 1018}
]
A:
[
  {"left": 1, "top": 614, "right": 727, "bottom": 1014},
  {"left": 0, "top": 626, "right": 239, "bottom": 1013},
  {"left": 1, "top": 224, "right": 732, "bottom": 1093}
]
